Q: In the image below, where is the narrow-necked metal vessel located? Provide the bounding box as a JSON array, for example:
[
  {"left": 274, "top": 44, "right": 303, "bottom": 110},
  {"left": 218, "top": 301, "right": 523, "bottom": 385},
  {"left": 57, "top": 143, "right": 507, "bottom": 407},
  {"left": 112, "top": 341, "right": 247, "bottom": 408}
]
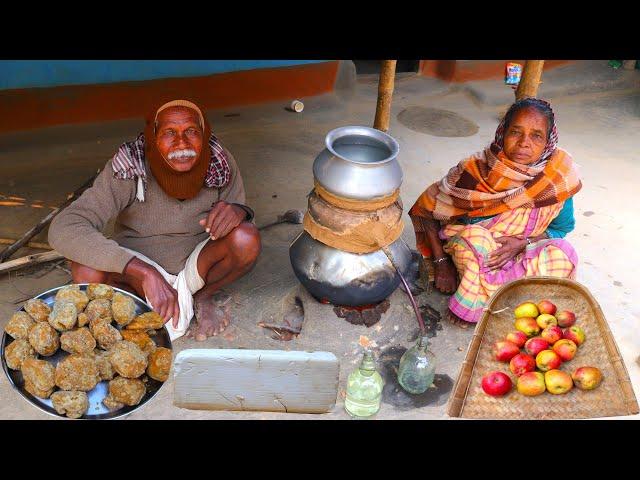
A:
[{"left": 312, "top": 126, "right": 402, "bottom": 200}]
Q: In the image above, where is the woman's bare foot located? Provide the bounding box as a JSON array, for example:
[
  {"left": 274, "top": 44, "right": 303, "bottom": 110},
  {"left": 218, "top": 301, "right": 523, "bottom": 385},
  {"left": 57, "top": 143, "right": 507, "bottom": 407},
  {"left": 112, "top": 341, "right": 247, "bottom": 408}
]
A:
[
  {"left": 434, "top": 259, "right": 458, "bottom": 294},
  {"left": 448, "top": 310, "right": 473, "bottom": 329},
  {"left": 188, "top": 291, "right": 232, "bottom": 341}
]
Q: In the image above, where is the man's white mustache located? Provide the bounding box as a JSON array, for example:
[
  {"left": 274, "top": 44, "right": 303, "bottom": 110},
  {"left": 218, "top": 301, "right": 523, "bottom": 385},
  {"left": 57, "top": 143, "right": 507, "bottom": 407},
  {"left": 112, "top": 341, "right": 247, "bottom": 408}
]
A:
[{"left": 168, "top": 149, "right": 197, "bottom": 160}]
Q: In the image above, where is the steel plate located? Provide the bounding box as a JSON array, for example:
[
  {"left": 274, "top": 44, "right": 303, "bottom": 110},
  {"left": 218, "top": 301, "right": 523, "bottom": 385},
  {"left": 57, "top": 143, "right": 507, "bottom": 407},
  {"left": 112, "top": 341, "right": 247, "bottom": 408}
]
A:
[{"left": 1, "top": 284, "right": 171, "bottom": 420}]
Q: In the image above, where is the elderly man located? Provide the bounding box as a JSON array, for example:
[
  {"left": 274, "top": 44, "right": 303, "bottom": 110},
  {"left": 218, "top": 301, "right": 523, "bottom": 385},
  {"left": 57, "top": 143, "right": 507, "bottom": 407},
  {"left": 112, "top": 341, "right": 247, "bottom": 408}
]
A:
[{"left": 49, "top": 99, "right": 261, "bottom": 340}]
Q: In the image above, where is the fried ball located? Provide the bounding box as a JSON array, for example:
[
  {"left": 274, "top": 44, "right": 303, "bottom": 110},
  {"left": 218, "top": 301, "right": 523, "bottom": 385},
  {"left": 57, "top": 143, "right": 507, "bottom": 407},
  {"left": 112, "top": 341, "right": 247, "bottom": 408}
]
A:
[
  {"left": 22, "top": 358, "right": 56, "bottom": 399},
  {"left": 89, "top": 318, "right": 122, "bottom": 350},
  {"left": 102, "top": 395, "right": 123, "bottom": 410},
  {"left": 55, "top": 354, "right": 100, "bottom": 391},
  {"left": 146, "top": 347, "right": 172, "bottom": 382},
  {"left": 51, "top": 391, "right": 89, "bottom": 419},
  {"left": 112, "top": 292, "right": 136, "bottom": 326},
  {"left": 121, "top": 330, "right": 156, "bottom": 357},
  {"left": 4, "top": 339, "right": 36, "bottom": 370},
  {"left": 125, "top": 311, "right": 164, "bottom": 330},
  {"left": 48, "top": 301, "right": 77, "bottom": 332},
  {"left": 55, "top": 285, "right": 89, "bottom": 312},
  {"left": 92, "top": 348, "right": 115, "bottom": 381},
  {"left": 60, "top": 327, "right": 96, "bottom": 355},
  {"left": 104, "top": 376, "right": 146, "bottom": 407},
  {"left": 5, "top": 311, "right": 36, "bottom": 340},
  {"left": 28, "top": 322, "right": 60, "bottom": 356},
  {"left": 85, "top": 299, "right": 113, "bottom": 323},
  {"left": 77, "top": 313, "right": 89, "bottom": 328},
  {"left": 109, "top": 340, "right": 147, "bottom": 378},
  {"left": 86, "top": 283, "right": 114, "bottom": 301},
  {"left": 24, "top": 299, "right": 51, "bottom": 322}
]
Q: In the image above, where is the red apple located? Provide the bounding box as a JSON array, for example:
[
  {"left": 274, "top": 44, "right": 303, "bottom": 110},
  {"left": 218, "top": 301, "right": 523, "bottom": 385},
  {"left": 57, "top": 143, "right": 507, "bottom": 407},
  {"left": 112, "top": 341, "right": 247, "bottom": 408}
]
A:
[
  {"left": 537, "top": 300, "right": 557, "bottom": 316},
  {"left": 506, "top": 331, "right": 527, "bottom": 348},
  {"left": 514, "top": 302, "right": 539, "bottom": 319},
  {"left": 493, "top": 341, "right": 521, "bottom": 362},
  {"left": 556, "top": 310, "right": 577, "bottom": 328},
  {"left": 572, "top": 366, "right": 603, "bottom": 390},
  {"left": 563, "top": 326, "right": 586, "bottom": 346},
  {"left": 524, "top": 337, "right": 550, "bottom": 357},
  {"left": 481, "top": 371, "right": 513, "bottom": 396},
  {"left": 544, "top": 369, "right": 573, "bottom": 394},
  {"left": 553, "top": 339, "right": 577, "bottom": 361},
  {"left": 540, "top": 325, "right": 563, "bottom": 345},
  {"left": 536, "top": 313, "right": 558, "bottom": 329},
  {"left": 535, "top": 349, "right": 562, "bottom": 372},
  {"left": 514, "top": 317, "right": 541, "bottom": 337},
  {"left": 509, "top": 353, "right": 536, "bottom": 376},
  {"left": 517, "top": 371, "right": 546, "bottom": 396}
]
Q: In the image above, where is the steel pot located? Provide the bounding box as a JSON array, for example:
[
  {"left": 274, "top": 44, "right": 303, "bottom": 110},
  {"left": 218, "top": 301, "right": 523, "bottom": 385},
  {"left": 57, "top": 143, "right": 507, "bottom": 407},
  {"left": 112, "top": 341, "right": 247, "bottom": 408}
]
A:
[
  {"left": 289, "top": 231, "right": 412, "bottom": 306},
  {"left": 313, "top": 126, "right": 402, "bottom": 200}
]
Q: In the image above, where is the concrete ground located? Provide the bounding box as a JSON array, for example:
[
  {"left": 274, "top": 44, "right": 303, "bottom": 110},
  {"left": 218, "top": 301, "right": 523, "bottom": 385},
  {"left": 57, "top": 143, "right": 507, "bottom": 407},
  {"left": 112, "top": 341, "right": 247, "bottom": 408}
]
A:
[{"left": 1, "top": 60, "right": 639, "bottom": 420}]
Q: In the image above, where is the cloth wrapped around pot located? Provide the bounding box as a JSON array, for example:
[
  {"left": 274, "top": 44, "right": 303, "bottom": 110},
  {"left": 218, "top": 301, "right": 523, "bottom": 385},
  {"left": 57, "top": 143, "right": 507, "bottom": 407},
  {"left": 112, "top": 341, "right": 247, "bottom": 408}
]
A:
[{"left": 303, "top": 187, "right": 404, "bottom": 254}]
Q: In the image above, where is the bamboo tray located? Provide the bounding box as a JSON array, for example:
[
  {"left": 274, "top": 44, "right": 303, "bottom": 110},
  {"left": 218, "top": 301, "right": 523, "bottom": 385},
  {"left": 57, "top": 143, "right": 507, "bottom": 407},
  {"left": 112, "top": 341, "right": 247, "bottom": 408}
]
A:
[{"left": 448, "top": 277, "right": 639, "bottom": 419}]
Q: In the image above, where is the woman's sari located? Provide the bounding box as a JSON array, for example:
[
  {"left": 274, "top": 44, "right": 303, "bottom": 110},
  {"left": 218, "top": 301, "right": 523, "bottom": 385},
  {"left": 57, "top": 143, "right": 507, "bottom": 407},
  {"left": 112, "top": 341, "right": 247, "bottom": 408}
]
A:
[{"left": 440, "top": 203, "right": 578, "bottom": 322}]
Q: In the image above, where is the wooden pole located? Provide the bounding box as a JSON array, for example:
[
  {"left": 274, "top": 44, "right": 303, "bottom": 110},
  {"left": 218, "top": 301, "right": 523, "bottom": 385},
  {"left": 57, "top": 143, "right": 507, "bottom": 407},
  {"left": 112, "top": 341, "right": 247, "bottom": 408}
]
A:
[
  {"left": 0, "top": 250, "right": 64, "bottom": 275},
  {"left": 515, "top": 60, "right": 545, "bottom": 101},
  {"left": 373, "top": 60, "right": 397, "bottom": 132},
  {"left": 0, "top": 170, "right": 99, "bottom": 262}
]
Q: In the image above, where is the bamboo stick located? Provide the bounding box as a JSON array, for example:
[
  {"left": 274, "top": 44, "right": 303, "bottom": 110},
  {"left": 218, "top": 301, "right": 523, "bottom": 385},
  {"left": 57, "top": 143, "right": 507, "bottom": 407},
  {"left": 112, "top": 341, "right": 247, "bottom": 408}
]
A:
[
  {"left": 0, "top": 170, "right": 99, "bottom": 262},
  {"left": 0, "top": 250, "right": 64, "bottom": 275},
  {"left": 373, "top": 60, "right": 397, "bottom": 132}
]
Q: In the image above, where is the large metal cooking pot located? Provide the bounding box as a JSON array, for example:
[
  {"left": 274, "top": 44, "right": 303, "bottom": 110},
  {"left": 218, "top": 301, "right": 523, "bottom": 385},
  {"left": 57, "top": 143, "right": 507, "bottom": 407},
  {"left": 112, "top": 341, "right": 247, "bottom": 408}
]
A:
[
  {"left": 289, "top": 231, "right": 412, "bottom": 306},
  {"left": 313, "top": 126, "right": 402, "bottom": 200}
]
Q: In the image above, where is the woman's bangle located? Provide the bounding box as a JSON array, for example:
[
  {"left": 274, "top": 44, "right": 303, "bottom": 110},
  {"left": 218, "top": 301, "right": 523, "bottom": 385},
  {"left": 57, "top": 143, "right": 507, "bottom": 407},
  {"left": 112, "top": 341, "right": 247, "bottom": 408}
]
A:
[{"left": 433, "top": 256, "right": 449, "bottom": 264}]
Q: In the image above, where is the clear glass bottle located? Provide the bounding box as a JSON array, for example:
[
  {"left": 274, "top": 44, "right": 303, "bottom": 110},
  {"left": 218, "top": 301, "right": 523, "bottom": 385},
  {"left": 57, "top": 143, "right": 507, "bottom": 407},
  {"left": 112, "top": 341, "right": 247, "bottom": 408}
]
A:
[
  {"left": 397, "top": 336, "right": 436, "bottom": 394},
  {"left": 344, "top": 350, "right": 384, "bottom": 418}
]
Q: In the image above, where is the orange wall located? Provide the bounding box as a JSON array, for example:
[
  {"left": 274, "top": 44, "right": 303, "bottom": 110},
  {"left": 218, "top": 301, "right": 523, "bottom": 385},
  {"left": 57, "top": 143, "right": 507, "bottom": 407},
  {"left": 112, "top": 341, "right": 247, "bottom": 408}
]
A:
[
  {"left": 418, "top": 60, "right": 572, "bottom": 82},
  {"left": 0, "top": 61, "right": 339, "bottom": 133}
]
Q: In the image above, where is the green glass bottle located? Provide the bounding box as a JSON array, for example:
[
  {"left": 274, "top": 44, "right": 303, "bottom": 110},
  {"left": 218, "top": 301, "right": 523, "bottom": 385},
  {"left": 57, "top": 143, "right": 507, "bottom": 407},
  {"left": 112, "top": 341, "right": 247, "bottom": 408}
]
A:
[
  {"left": 344, "top": 350, "right": 384, "bottom": 418},
  {"left": 397, "top": 336, "right": 436, "bottom": 394}
]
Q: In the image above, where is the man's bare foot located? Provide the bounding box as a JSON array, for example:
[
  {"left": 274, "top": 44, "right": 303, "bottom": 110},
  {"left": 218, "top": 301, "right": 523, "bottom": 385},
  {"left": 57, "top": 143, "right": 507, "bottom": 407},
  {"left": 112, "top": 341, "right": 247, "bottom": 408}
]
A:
[
  {"left": 448, "top": 310, "right": 473, "bottom": 329},
  {"left": 188, "top": 291, "right": 232, "bottom": 341}
]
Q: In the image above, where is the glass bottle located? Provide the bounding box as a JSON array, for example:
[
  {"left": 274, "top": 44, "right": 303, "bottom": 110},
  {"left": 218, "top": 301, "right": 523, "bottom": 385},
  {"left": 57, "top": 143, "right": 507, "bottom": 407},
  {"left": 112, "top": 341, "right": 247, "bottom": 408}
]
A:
[
  {"left": 397, "top": 336, "right": 437, "bottom": 394},
  {"left": 344, "top": 350, "right": 384, "bottom": 418}
]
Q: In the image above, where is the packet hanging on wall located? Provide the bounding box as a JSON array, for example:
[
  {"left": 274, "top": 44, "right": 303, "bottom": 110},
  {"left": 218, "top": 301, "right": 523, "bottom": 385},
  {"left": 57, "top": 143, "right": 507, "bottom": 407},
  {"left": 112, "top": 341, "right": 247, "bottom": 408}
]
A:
[{"left": 505, "top": 62, "right": 523, "bottom": 85}]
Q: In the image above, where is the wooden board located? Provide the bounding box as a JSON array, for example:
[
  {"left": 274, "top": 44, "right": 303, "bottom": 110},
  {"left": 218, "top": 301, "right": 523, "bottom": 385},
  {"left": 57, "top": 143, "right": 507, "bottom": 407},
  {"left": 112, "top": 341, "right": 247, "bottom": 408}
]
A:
[
  {"left": 173, "top": 349, "right": 339, "bottom": 414},
  {"left": 448, "top": 277, "right": 639, "bottom": 419}
]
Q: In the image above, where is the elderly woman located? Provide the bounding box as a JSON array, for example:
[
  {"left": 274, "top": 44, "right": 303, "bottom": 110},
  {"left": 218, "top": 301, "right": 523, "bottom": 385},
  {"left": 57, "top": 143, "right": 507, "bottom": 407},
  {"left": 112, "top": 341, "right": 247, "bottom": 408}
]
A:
[
  {"left": 409, "top": 98, "right": 581, "bottom": 327},
  {"left": 49, "top": 99, "right": 261, "bottom": 340}
]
